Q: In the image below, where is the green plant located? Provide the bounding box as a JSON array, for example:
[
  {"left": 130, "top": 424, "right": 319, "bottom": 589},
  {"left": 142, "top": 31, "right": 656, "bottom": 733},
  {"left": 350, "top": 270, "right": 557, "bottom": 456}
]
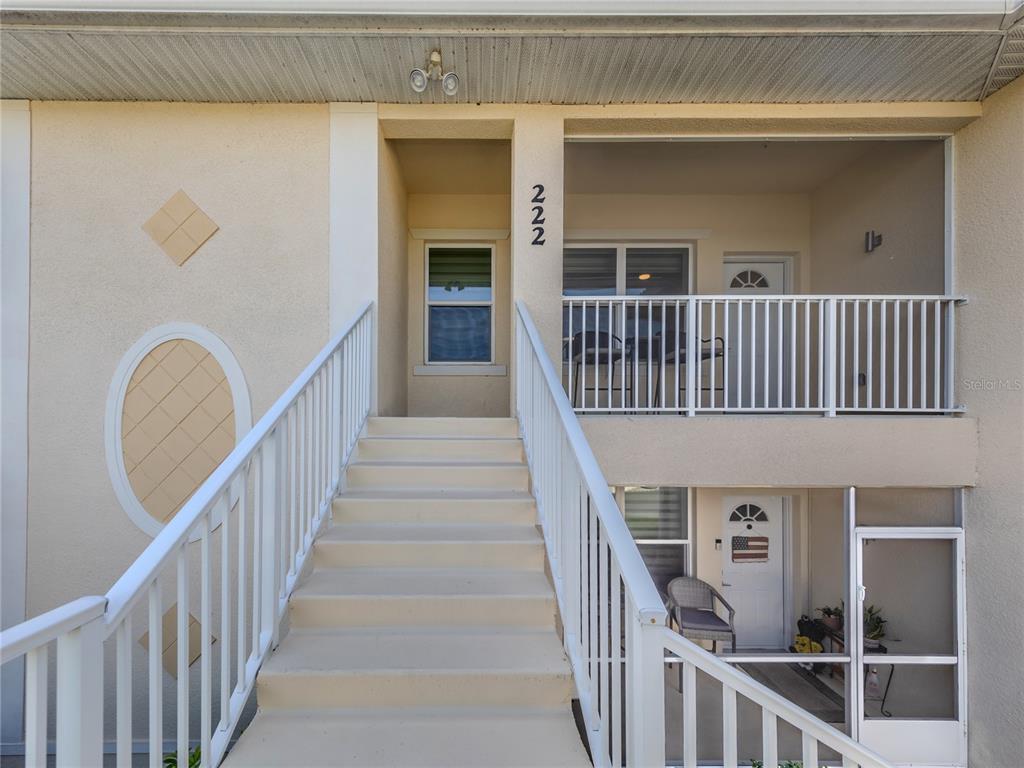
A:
[
  {"left": 863, "top": 604, "right": 888, "bottom": 640},
  {"left": 816, "top": 602, "right": 844, "bottom": 620},
  {"left": 163, "top": 746, "right": 201, "bottom": 768}
]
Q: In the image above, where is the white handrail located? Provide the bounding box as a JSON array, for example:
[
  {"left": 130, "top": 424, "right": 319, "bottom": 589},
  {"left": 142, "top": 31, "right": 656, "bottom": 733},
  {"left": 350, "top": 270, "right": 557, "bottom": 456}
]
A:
[
  {"left": 0, "top": 301, "right": 375, "bottom": 768},
  {"left": 517, "top": 300, "right": 894, "bottom": 768},
  {"left": 662, "top": 628, "right": 892, "bottom": 768}
]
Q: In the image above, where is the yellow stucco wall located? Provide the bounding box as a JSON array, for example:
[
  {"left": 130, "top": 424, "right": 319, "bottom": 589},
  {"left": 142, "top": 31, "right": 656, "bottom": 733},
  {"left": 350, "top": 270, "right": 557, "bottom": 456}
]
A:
[{"left": 27, "top": 102, "right": 330, "bottom": 618}]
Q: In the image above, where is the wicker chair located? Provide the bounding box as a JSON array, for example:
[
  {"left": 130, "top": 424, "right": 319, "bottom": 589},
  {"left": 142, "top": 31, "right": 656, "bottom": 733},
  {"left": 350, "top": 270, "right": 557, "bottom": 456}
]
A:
[{"left": 666, "top": 576, "right": 737, "bottom": 653}]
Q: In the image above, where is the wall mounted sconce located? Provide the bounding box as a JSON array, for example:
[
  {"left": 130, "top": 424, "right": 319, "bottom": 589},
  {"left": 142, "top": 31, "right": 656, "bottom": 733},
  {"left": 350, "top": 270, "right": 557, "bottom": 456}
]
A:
[
  {"left": 409, "top": 50, "right": 460, "bottom": 96},
  {"left": 865, "top": 230, "right": 883, "bottom": 253}
]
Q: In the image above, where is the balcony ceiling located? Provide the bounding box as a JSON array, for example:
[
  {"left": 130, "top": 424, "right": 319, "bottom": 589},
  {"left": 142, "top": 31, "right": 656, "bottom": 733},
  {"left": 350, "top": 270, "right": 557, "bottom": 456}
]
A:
[{"left": 1, "top": 9, "right": 1023, "bottom": 104}]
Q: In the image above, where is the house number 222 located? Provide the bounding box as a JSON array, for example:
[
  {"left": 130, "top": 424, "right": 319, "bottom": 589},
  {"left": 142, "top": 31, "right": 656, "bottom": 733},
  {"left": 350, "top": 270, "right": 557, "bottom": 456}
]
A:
[{"left": 530, "top": 184, "right": 546, "bottom": 245}]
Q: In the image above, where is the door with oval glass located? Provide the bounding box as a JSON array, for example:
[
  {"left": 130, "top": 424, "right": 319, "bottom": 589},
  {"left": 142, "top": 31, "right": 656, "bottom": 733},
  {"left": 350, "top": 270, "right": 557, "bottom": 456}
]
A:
[
  {"left": 723, "top": 258, "right": 790, "bottom": 409},
  {"left": 720, "top": 495, "right": 786, "bottom": 649}
]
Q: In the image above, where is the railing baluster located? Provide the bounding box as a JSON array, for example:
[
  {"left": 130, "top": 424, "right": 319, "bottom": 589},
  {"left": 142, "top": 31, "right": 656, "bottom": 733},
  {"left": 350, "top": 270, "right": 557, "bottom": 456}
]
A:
[
  {"left": 598, "top": 534, "right": 610, "bottom": 757},
  {"left": 934, "top": 300, "right": 942, "bottom": 409},
  {"left": 610, "top": 559, "right": 622, "bottom": 768},
  {"left": 608, "top": 299, "right": 614, "bottom": 411},
  {"left": 200, "top": 518, "right": 213, "bottom": 765},
  {"left": 840, "top": 299, "right": 847, "bottom": 410},
  {"left": 682, "top": 660, "right": 697, "bottom": 768},
  {"left": 25, "top": 646, "right": 47, "bottom": 768},
  {"left": 789, "top": 300, "right": 796, "bottom": 409},
  {"left": 219, "top": 494, "right": 231, "bottom": 732},
  {"left": 802, "top": 732, "right": 819, "bottom": 768},
  {"left": 737, "top": 301, "right": 744, "bottom": 409},
  {"left": 722, "top": 684, "right": 738, "bottom": 768},
  {"left": 686, "top": 298, "right": 697, "bottom": 416},
  {"left": 581, "top": 300, "right": 588, "bottom": 412},
  {"left": 116, "top": 615, "right": 133, "bottom": 768},
  {"left": 236, "top": 465, "right": 247, "bottom": 692},
  {"left": 920, "top": 298, "right": 927, "bottom": 409},
  {"left": 762, "top": 709, "right": 779, "bottom": 768},
  {"left": 906, "top": 299, "right": 914, "bottom": 409},
  {"left": 894, "top": 299, "right": 901, "bottom": 410},
  {"left": 149, "top": 583, "right": 163, "bottom": 768},
  {"left": 880, "top": 300, "right": 888, "bottom": 409},
  {"left": 866, "top": 300, "right": 874, "bottom": 409},
  {"left": 710, "top": 300, "right": 717, "bottom": 409},
  {"left": 647, "top": 299, "right": 653, "bottom": 409},
  {"left": 176, "top": 546, "right": 189, "bottom": 767}
]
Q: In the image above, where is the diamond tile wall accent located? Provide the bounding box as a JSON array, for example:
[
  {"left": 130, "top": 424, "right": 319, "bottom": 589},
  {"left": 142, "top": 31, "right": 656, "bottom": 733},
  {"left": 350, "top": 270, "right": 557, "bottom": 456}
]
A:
[
  {"left": 142, "top": 190, "right": 219, "bottom": 266},
  {"left": 122, "top": 339, "right": 235, "bottom": 524},
  {"left": 139, "top": 604, "right": 215, "bottom": 678}
]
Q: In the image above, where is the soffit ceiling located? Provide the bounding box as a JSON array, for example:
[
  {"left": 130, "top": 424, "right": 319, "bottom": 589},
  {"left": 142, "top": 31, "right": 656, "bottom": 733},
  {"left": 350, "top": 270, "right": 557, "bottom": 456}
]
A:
[
  {"left": 2, "top": 11, "right": 1022, "bottom": 103},
  {"left": 393, "top": 139, "right": 511, "bottom": 195}
]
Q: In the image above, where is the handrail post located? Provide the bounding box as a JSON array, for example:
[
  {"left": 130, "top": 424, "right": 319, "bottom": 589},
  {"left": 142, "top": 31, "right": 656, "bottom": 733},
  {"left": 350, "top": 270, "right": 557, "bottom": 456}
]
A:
[
  {"left": 944, "top": 299, "right": 956, "bottom": 411},
  {"left": 260, "top": 425, "right": 282, "bottom": 649},
  {"left": 825, "top": 297, "right": 837, "bottom": 417},
  {"left": 629, "top": 617, "right": 667, "bottom": 767},
  {"left": 55, "top": 614, "right": 104, "bottom": 768},
  {"left": 686, "top": 298, "right": 697, "bottom": 417}
]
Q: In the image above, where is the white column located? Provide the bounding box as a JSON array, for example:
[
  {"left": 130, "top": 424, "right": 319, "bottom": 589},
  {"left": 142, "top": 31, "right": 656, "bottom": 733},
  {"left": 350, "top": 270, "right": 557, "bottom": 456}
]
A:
[
  {"left": 329, "top": 103, "right": 379, "bottom": 411},
  {"left": 1, "top": 99, "right": 30, "bottom": 748},
  {"left": 511, "top": 112, "right": 564, "bottom": 371}
]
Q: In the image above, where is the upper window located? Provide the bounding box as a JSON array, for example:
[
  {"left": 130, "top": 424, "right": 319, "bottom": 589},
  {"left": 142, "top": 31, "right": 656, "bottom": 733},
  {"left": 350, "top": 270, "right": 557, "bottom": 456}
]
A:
[
  {"left": 623, "top": 486, "right": 690, "bottom": 592},
  {"left": 729, "top": 269, "right": 770, "bottom": 289},
  {"left": 563, "top": 244, "right": 689, "bottom": 296},
  {"left": 426, "top": 246, "right": 493, "bottom": 363},
  {"left": 729, "top": 503, "right": 768, "bottom": 523}
]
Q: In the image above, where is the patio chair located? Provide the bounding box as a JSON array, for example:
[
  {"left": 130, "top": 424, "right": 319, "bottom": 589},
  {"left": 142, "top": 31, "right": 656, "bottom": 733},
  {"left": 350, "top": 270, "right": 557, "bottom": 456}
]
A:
[
  {"left": 666, "top": 576, "right": 737, "bottom": 653},
  {"left": 564, "top": 330, "right": 629, "bottom": 408}
]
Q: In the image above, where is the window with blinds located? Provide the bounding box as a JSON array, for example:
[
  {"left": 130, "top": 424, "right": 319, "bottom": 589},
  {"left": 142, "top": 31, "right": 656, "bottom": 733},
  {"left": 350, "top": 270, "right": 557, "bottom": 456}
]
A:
[
  {"left": 623, "top": 486, "right": 690, "bottom": 592},
  {"left": 426, "top": 246, "right": 493, "bottom": 363}
]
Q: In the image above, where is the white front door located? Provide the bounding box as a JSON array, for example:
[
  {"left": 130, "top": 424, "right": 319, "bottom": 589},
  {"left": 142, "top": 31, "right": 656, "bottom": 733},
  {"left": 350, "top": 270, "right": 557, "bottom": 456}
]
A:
[
  {"left": 720, "top": 495, "right": 786, "bottom": 649},
  {"left": 723, "top": 259, "right": 790, "bottom": 409}
]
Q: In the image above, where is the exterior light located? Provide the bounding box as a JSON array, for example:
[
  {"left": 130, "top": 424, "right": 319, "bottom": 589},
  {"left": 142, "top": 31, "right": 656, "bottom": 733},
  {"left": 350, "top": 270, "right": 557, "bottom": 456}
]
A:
[
  {"left": 441, "top": 71, "right": 460, "bottom": 97},
  {"left": 409, "top": 49, "right": 459, "bottom": 97},
  {"left": 409, "top": 68, "right": 428, "bottom": 93},
  {"left": 638, "top": 273, "right": 652, "bottom": 281}
]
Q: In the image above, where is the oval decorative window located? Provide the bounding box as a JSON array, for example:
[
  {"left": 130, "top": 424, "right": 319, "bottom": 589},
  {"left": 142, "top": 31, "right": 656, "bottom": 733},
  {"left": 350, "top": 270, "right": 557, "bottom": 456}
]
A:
[
  {"left": 729, "top": 269, "right": 770, "bottom": 289},
  {"left": 728, "top": 503, "right": 768, "bottom": 523},
  {"left": 106, "top": 325, "right": 251, "bottom": 537}
]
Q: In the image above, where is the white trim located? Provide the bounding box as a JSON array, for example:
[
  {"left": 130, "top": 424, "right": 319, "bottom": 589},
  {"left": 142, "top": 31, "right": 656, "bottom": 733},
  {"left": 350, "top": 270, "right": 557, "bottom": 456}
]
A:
[
  {"left": 566, "top": 228, "right": 711, "bottom": 242},
  {"left": 424, "top": 242, "right": 497, "bottom": 365},
  {"left": 104, "top": 324, "right": 252, "bottom": 540},
  {"left": 2, "top": 1, "right": 1016, "bottom": 16},
  {"left": 411, "top": 228, "right": 509, "bottom": 241},
  {"left": 0, "top": 98, "right": 31, "bottom": 750},
  {"left": 413, "top": 363, "right": 506, "bottom": 376}
]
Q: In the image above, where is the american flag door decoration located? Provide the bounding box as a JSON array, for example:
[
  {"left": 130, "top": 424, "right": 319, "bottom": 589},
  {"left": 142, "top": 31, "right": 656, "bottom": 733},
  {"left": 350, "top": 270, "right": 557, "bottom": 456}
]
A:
[{"left": 732, "top": 535, "right": 769, "bottom": 563}]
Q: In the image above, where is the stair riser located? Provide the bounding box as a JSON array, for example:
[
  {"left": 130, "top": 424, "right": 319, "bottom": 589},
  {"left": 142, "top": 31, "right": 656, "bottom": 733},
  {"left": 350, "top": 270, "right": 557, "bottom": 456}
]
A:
[
  {"left": 332, "top": 498, "right": 537, "bottom": 526},
  {"left": 257, "top": 673, "right": 573, "bottom": 710},
  {"left": 355, "top": 439, "right": 524, "bottom": 463},
  {"left": 289, "top": 596, "right": 556, "bottom": 629},
  {"left": 367, "top": 418, "right": 519, "bottom": 439},
  {"left": 313, "top": 542, "right": 545, "bottom": 570},
  {"left": 346, "top": 465, "right": 530, "bottom": 492}
]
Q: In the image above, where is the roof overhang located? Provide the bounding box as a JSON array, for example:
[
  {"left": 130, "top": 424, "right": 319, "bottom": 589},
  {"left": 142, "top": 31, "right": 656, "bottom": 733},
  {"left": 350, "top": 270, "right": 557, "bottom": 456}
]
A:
[{"left": 2, "top": 1, "right": 1022, "bottom": 104}]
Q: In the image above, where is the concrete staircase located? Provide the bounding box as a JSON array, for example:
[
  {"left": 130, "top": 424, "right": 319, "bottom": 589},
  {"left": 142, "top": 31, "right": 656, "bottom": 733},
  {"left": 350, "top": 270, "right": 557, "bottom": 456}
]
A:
[{"left": 224, "top": 417, "right": 591, "bottom": 767}]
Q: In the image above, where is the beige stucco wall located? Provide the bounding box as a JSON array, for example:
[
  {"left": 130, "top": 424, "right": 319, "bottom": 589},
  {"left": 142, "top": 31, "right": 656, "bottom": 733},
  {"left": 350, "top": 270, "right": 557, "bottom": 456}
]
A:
[
  {"left": 26, "top": 102, "right": 329, "bottom": 616},
  {"left": 953, "top": 76, "right": 1024, "bottom": 768},
  {"left": 566, "top": 193, "right": 812, "bottom": 293},
  {"left": 810, "top": 141, "right": 945, "bottom": 294},
  {"left": 377, "top": 134, "right": 409, "bottom": 416},
  {"left": 406, "top": 193, "right": 511, "bottom": 416}
]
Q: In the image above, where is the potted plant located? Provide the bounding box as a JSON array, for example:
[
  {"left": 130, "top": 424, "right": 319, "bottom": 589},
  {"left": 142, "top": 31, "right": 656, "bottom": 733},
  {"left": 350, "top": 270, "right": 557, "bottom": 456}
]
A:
[
  {"left": 863, "top": 604, "right": 887, "bottom": 648},
  {"left": 816, "top": 603, "right": 843, "bottom": 631}
]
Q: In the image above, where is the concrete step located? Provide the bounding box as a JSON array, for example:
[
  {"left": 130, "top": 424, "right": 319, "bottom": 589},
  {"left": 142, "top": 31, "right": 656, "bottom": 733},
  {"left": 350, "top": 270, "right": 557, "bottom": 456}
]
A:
[
  {"left": 314, "top": 524, "right": 545, "bottom": 569},
  {"left": 354, "top": 436, "right": 524, "bottom": 463},
  {"left": 366, "top": 417, "right": 519, "bottom": 439},
  {"left": 332, "top": 490, "right": 537, "bottom": 526},
  {"left": 288, "top": 567, "right": 557, "bottom": 629},
  {"left": 257, "top": 628, "right": 574, "bottom": 709},
  {"left": 346, "top": 461, "right": 530, "bottom": 492},
  {"left": 222, "top": 709, "right": 591, "bottom": 767}
]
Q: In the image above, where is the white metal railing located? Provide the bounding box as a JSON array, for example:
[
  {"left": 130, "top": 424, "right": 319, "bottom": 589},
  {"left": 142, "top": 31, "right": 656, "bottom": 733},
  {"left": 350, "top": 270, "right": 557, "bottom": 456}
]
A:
[
  {"left": 0, "top": 302, "right": 373, "bottom": 768},
  {"left": 562, "top": 295, "right": 963, "bottom": 416},
  {"left": 517, "top": 300, "right": 893, "bottom": 768},
  {"left": 517, "top": 300, "right": 669, "bottom": 767},
  {"left": 661, "top": 629, "right": 891, "bottom": 768}
]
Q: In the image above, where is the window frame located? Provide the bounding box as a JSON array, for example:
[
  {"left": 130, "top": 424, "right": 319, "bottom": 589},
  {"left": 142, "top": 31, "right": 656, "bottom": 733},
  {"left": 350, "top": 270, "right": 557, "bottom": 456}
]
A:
[
  {"left": 563, "top": 241, "right": 694, "bottom": 297},
  {"left": 616, "top": 485, "right": 695, "bottom": 577},
  {"left": 424, "top": 242, "right": 496, "bottom": 366}
]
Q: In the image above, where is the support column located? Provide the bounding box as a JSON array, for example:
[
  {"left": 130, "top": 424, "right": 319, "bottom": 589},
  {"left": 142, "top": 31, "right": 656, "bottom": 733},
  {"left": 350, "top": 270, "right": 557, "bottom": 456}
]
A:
[
  {"left": 511, "top": 112, "right": 564, "bottom": 377},
  {"left": 1, "top": 99, "right": 30, "bottom": 749},
  {"left": 330, "top": 103, "right": 380, "bottom": 415}
]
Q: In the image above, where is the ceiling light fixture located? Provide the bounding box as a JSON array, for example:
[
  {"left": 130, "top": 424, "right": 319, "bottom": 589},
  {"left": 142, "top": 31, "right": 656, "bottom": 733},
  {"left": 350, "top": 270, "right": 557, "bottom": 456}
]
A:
[
  {"left": 638, "top": 273, "right": 652, "bottom": 281},
  {"left": 409, "top": 49, "right": 459, "bottom": 97}
]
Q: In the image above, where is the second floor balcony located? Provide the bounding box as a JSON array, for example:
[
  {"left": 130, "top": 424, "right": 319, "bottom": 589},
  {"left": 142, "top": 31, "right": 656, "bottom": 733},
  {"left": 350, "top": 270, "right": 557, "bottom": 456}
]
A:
[{"left": 562, "top": 294, "right": 964, "bottom": 416}]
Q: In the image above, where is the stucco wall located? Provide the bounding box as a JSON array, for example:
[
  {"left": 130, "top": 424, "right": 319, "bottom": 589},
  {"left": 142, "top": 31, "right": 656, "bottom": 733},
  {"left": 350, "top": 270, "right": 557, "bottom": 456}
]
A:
[
  {"left": 953, "top": 76, "right": 1024, "bottom": 768},
  {"left": 810, "top": 141, "right": 945, "bottom": 294},
  {"left": 565, "top": 193, "right": 812, "bottom": 293},
  {"left": 406, "top": 193, "right": 511, "bottom": 417},
  {"left": 377, "top": 134, "right": 409, "bottom": 416},
  {"left": 26, "top": 102, "right": 329, "bottom": 616}
]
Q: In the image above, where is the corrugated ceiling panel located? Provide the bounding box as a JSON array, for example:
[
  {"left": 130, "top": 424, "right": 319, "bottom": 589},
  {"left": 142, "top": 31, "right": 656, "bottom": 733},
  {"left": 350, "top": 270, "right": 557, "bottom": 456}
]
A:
[{"left": 0, "top": 28, "right": 1013, "bottom": 103}]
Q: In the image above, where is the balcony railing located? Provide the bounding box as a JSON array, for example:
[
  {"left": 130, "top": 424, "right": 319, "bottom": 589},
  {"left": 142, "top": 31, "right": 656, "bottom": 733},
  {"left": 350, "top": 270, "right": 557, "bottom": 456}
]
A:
[{"left": 563, "top": 295, "right": 963, "bottom": 416}]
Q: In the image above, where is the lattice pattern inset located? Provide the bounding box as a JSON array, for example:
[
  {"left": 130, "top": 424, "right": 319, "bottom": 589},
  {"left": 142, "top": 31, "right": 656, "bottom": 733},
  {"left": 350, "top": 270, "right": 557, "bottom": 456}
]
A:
[
  {"left": 122, "top": 339, "right": 235, "bottom": 523},
  {"left": 142, "top": 190, "right": 218, "bottom": 266}
]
